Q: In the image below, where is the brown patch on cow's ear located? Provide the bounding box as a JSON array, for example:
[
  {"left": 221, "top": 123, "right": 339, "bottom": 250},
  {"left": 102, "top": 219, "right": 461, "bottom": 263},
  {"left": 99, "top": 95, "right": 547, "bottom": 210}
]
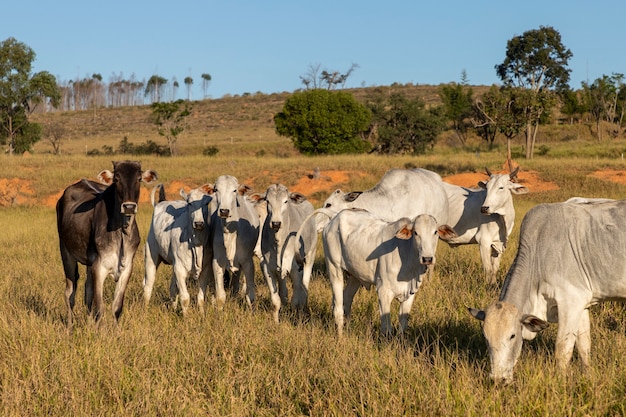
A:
[
  {"left": 238, "top": 184, "right": 252, "bottom": 196},
  {"left": 289, "top": 192, "right": 307, "bottom": 204},
  {"left": 97, "top": 170, "right": 114, "bottom": 185},
  {"left": 141, "top": 169, "right": 158, "bottom": 184},
  {"left": 199, "top": 184, "right": 213, "bottom": 195},
  {"left": 395, "top": 226, "right": 413, "bottom": 240},
  {"left": 247, "top": 192, "right": 264, "bottom": 203},
  {"left": 437, "top": 225, "right": 458, "bottom": 241}
]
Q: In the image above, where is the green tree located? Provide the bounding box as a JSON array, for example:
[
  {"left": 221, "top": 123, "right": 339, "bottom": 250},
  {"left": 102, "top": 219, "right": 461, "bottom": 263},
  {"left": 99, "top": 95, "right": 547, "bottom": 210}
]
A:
[
  {"left": 559, "top": 87, "right": 587, "bottom": 125},
  {"left": 582, "top": 73, "right": 626, "bottom": 140},
  {"left": 184, "top": 76, "right": 193, "bottom": 101},
  {"left": 495, "top": 25, "right": 572, "bottom": 158},
  {"left": 145, "top": 75, "right": 167, "bottom": 103},
  {"left": 201, "top": 73, "right": 212, "bottom": 98},
  {"left": 274, "top": 89, "right": 371, "bottom": 155},
  {"left": 439, "top": 82, "right": 474, "bottom": 145},
  {"left": 0, "top": 37, "right": 60, "bottom": 155},
  {"left": 367, "top": 91, "right": 446, "bottom": 155},
  {"left": 149, "top": 99, "right": 192, "bottom": 156}
]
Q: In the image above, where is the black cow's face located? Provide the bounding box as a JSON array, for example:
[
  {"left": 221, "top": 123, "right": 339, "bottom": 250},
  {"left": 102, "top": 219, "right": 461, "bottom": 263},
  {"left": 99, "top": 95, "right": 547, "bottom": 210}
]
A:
[{"left": 113, "top": 161, "right": 143, "bottom": 215}]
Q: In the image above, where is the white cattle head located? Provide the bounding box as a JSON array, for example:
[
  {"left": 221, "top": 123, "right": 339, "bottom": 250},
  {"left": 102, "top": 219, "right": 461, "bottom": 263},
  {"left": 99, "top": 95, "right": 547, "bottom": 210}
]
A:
[
  {"left": 478, "top": 167, "right": 529, "bottom": 216},
  {"left": 468, "top": 302, "right": 548, "bottom": 384},
  {"left": 211, "top": 175, "right": 252, "bottom": 222},
  {"left": 322, "top": 189, "right": 362, "bottom": 212},
  {"left": 395, "top": 214, "right": 457, "bottom": 265},
  {"left": 180, "top": 184, "right": 213, "bottom": 232},
  {"left": 264, "top": 184, "right": 307, "bottom": 232}
]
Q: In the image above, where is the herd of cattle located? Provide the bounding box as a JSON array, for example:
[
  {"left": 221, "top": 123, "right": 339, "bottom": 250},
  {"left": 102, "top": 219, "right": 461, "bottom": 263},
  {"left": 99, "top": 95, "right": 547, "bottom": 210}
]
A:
[{"left": 56, "top": 160, "right": 626, "bottom": 384}]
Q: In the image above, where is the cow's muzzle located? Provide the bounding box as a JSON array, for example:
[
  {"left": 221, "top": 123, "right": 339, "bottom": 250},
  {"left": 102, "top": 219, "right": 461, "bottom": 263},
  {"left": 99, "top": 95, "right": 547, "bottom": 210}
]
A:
[
  {"left": 219, "top": 208, "right": 230, "bottom": 219},
  {"left": 193, "top": 221, "right": 204, "bottom": 230},
  {"left": 121, "top": 202, "right": 138, "bottom": 215},
  {"left": 480, "top": 206, "right": 490, "bottom": 214},
  {"left": 270, "top": 221, "right": 281, "bottom": 232},
  {"left": 421, "top": 256, "right": 434, "bottom": 265}
]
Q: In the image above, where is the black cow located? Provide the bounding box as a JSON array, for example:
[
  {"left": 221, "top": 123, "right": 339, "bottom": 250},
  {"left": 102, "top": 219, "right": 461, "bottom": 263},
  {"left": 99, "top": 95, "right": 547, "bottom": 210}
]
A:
[{"left": 56, "top": 160, "right": 158, "bottom": 326}]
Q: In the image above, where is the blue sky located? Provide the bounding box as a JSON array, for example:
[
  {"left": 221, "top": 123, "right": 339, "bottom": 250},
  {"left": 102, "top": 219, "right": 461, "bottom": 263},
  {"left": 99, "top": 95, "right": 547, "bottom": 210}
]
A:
[{"left": 4, "top": 0, "right": 625, "bottom": 100}]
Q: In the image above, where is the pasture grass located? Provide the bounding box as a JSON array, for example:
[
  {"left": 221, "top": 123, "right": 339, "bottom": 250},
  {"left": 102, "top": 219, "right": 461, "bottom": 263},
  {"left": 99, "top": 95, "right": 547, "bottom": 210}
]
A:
[{"left": 3, "top": 151, "right": 626, "bottom": 415}]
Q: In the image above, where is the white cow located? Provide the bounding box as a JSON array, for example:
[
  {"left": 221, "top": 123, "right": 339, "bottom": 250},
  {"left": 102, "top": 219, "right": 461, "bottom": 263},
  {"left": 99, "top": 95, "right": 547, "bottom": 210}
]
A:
[
  {"left": 143, "top": 183, "right": 213, "bottom": 315},
  {"left": 443, "top": 167, "right": 528, "bottom": 283},
  {"left": 199, "top": 175, "right": 260, "bottom": 310},
  {"left": 323, "top": 208, "right": 457, "bottom": 336},
  {"left": 469, "top": 199, "right": 626, "bottom": 383},
  {"left": 253, "top": 184, "right": 316, "bottom": 322},
  {"left": 295, "top": 168, "right": 450, "bottom": 268}
]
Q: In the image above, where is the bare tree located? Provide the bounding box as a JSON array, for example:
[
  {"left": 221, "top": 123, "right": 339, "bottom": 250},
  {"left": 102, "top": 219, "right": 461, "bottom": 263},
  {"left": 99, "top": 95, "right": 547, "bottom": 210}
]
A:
[
  {"left": 300, "top": 63, "right": 359, "bottom": 90},
  {"left": 201, "top": 73, "right": 212, "bottom": 98},
  {"left": 43, "top": 121, "right": 65, "bottom": 155},
  {"left": 184, "top": 76, "right": 193, "bottom": 101}
]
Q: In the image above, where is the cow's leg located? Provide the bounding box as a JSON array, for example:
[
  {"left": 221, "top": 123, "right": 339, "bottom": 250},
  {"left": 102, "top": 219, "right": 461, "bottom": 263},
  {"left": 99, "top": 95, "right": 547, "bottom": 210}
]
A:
[
  {"left": 279, "top": 252, "right": 293, "bottom": 306},
  {"left": 326, "top": 262, "right": 345, "bottom": 337},
  {"left": 197, "top": 248, "right": 214, "bottom": 314},
  {"left": 479, "top": 242, "right": 497, "bottom": 284},
  {"left": 263, "top": 267, "right": 281, "bottom": 323},
  {"left": 142, "top": 246, "right": 160, "bottom": 308},
  {"left": 398, "top": 293, "right": 417, "bottom": 333},
  {"left": 292, "top": 257, "right": 314, "bottom": 311},
  {"left": 343, "top": 276, "right": 361, "bottom": 325},
  {"left": 555, "top": 305, "right": 585, "bottom": 371},
  {"left": 213, "top": 259, "right": 227, "bottom": 309},
  {"left": 84, "top": 266, "right": 94, "bottom": 311},
  {"left": 169, "top": 272, "right": 180, "bottom": 311},
  {"left": 376, "top": 285, "right": 394, "bottom": 336},
  {"left": 111, "top": 261, "right": 134, "bottom": 323},
  {"left": 61, "top": 254, "right": 79, "bottom": 328},
  {"left": 242, "top": 260, "right": 256, "bottom": 308},
  {"left": 576, "top": 308, "right": 592, "bottom": 370},
  {"left": 89, "top": 263, "right": 107, "bottom": 323},
  {"left": 172, "top": 263, "right": 191, "bottom": 315}
]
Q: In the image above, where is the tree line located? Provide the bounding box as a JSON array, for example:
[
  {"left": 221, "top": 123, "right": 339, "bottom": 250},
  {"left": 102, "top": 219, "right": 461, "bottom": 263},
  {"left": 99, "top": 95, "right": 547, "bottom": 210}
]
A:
[{"left": 1, "top": 26, "right": 626, "bottom": 158}]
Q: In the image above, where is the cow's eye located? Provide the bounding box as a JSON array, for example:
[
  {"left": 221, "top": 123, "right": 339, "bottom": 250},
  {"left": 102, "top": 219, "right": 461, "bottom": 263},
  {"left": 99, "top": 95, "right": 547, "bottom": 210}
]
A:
[
  {"left": 325, "top": 203, "right": 332, "bottom": 208},
  {"left": 510, "top": 334, "right": 515, "bottom": 340}
]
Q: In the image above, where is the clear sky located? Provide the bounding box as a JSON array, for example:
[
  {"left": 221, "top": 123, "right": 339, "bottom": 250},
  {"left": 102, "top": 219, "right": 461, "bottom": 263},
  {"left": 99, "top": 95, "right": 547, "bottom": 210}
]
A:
[{"left": 3, "top": 0, "right": 625, "bottom": 100}]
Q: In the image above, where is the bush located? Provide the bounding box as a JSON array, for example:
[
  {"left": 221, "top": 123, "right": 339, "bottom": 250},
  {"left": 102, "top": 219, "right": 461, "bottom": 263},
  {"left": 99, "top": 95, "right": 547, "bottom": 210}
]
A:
[{"left": 203, "top": 146, "right": 219, "bottom": 156}]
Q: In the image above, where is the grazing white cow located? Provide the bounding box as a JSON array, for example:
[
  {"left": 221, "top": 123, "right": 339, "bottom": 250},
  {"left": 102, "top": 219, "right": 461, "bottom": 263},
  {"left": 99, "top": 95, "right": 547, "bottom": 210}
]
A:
[
  {"left": 199, "top": 175, "right": 260, "bottom": 310},
  {"left": 253, "top": 184, "right": 316, "bottom": 322},
  {"left": 469, "top": 199, "right": 626, "bottom": 383},
  {"left": 443, "top": 167, "right": 528, "bottom": 283},
  {"left": 143, "top": 183, "right": 213, "bottom": 315},
  {"left": 295, "top": 168, "right": 450, "bottom": 268},
  {"left": 323, "top": 208, "right": 457, "bottom": 336}
]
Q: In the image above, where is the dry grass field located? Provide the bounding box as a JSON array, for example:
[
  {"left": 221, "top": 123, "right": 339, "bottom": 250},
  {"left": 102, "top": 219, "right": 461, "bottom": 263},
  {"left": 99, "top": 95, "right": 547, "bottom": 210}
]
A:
[{"left": 4, "top": 88, "right": 626, "bottom": 415}]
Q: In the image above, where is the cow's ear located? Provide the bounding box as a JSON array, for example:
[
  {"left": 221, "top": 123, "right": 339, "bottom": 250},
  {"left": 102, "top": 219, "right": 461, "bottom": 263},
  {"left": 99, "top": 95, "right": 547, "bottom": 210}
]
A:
[
  {"left": 141, "top": 169, "right": 158, "bottom": 184},
  {"left": 344, "top": 191, "right": 362, "bottom": 202},
  {"left": 97, "top": 170, "right": 114, "bottom": 185},
  {"left": 468, "top": 307, "right": 486, "bottom": 322},
  {"left": 437, "top": 224, "right": 458, "bottom": 241},
  {"left": 199, "top": 184, "right": 213, "bottom": 195},
  {"left": 478, "top": 180, "right": 488, "bottom": 189},
  {"left": 510, "top": 184, "right": 529, "bottom": 195},
  {"left": 179, "top": 188, "right": 188, "bottom": 200},
  {"left": 247, "top": 192, "right": 265, "bottom": 203},
  {"left": 394, "top": 218, "right": 413, "bottom": 240},
  {"left": 289, "top": 192, "right": 307, "bottom": 204},
  {"left": 238, "top": 184, "right": 252, "bottom": 196},
  {"left": 520, "top": 314, "right": 548, "bottom": 332}
]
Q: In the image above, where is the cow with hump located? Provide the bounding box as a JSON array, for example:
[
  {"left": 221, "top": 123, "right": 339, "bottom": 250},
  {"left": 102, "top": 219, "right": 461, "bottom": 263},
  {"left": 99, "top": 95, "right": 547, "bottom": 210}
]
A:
[
  {"left": 56, "top": 160, "right": 158, "bottom": 327},
  {"left": 198, "top": 175, "right": 260, "bottom": 311},
  {"left": 143, "top": 183, "right": 213, "bottom": 315},
  {"left": 251, "top": 183, "right": 316, "bottom": 322},
  {"left": 323, "top": 208, "right": 457, "bottom": 337},
  {"left": 442, "top": 166, "right": 528, "bottom": 283},
  {"left": 469, "top": 198, "right": 626, "bottom": 384}
]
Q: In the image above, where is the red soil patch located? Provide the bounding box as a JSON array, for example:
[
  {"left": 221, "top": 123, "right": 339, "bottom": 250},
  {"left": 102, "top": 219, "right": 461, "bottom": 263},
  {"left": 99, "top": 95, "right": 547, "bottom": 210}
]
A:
[{"left": 5, "top": 167, "right": 626, "bottom": 208}]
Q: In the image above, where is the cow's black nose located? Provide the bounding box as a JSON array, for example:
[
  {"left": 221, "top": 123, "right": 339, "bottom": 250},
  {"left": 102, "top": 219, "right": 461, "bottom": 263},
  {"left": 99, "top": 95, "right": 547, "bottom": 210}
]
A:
[
  {"left": 122, "top": 202, "right": 137, "bottom": 214},
  {"left": 271, "top": 221, "right": 281, "bottom": 231},
  {"left": 421, "top": 256, "right": 433, "bottom": 265},
  {"left": 480, "top": 206, "right": 489, "bottom": 214},
  {"left": 193, "top": 221, "right": 204, "bottom": 230},
  {"left": 219, "top": 209, "right": 230, "bottom": 218}
]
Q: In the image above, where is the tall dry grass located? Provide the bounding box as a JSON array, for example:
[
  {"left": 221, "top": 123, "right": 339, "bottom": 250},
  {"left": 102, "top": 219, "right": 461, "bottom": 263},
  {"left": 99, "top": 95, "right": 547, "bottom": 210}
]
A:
[{"left": 2, "top": 151, "right": 626, "bottom": 416}]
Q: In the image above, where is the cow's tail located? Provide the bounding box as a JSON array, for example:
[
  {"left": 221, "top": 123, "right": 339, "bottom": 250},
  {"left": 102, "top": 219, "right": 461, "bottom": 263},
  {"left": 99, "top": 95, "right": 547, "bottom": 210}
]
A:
[
  {"left": 150, "top": 183, "right": 166, "bottom": 207},
  {"left": 294, "top": 208, "right": 335, "bottom": 269}
]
